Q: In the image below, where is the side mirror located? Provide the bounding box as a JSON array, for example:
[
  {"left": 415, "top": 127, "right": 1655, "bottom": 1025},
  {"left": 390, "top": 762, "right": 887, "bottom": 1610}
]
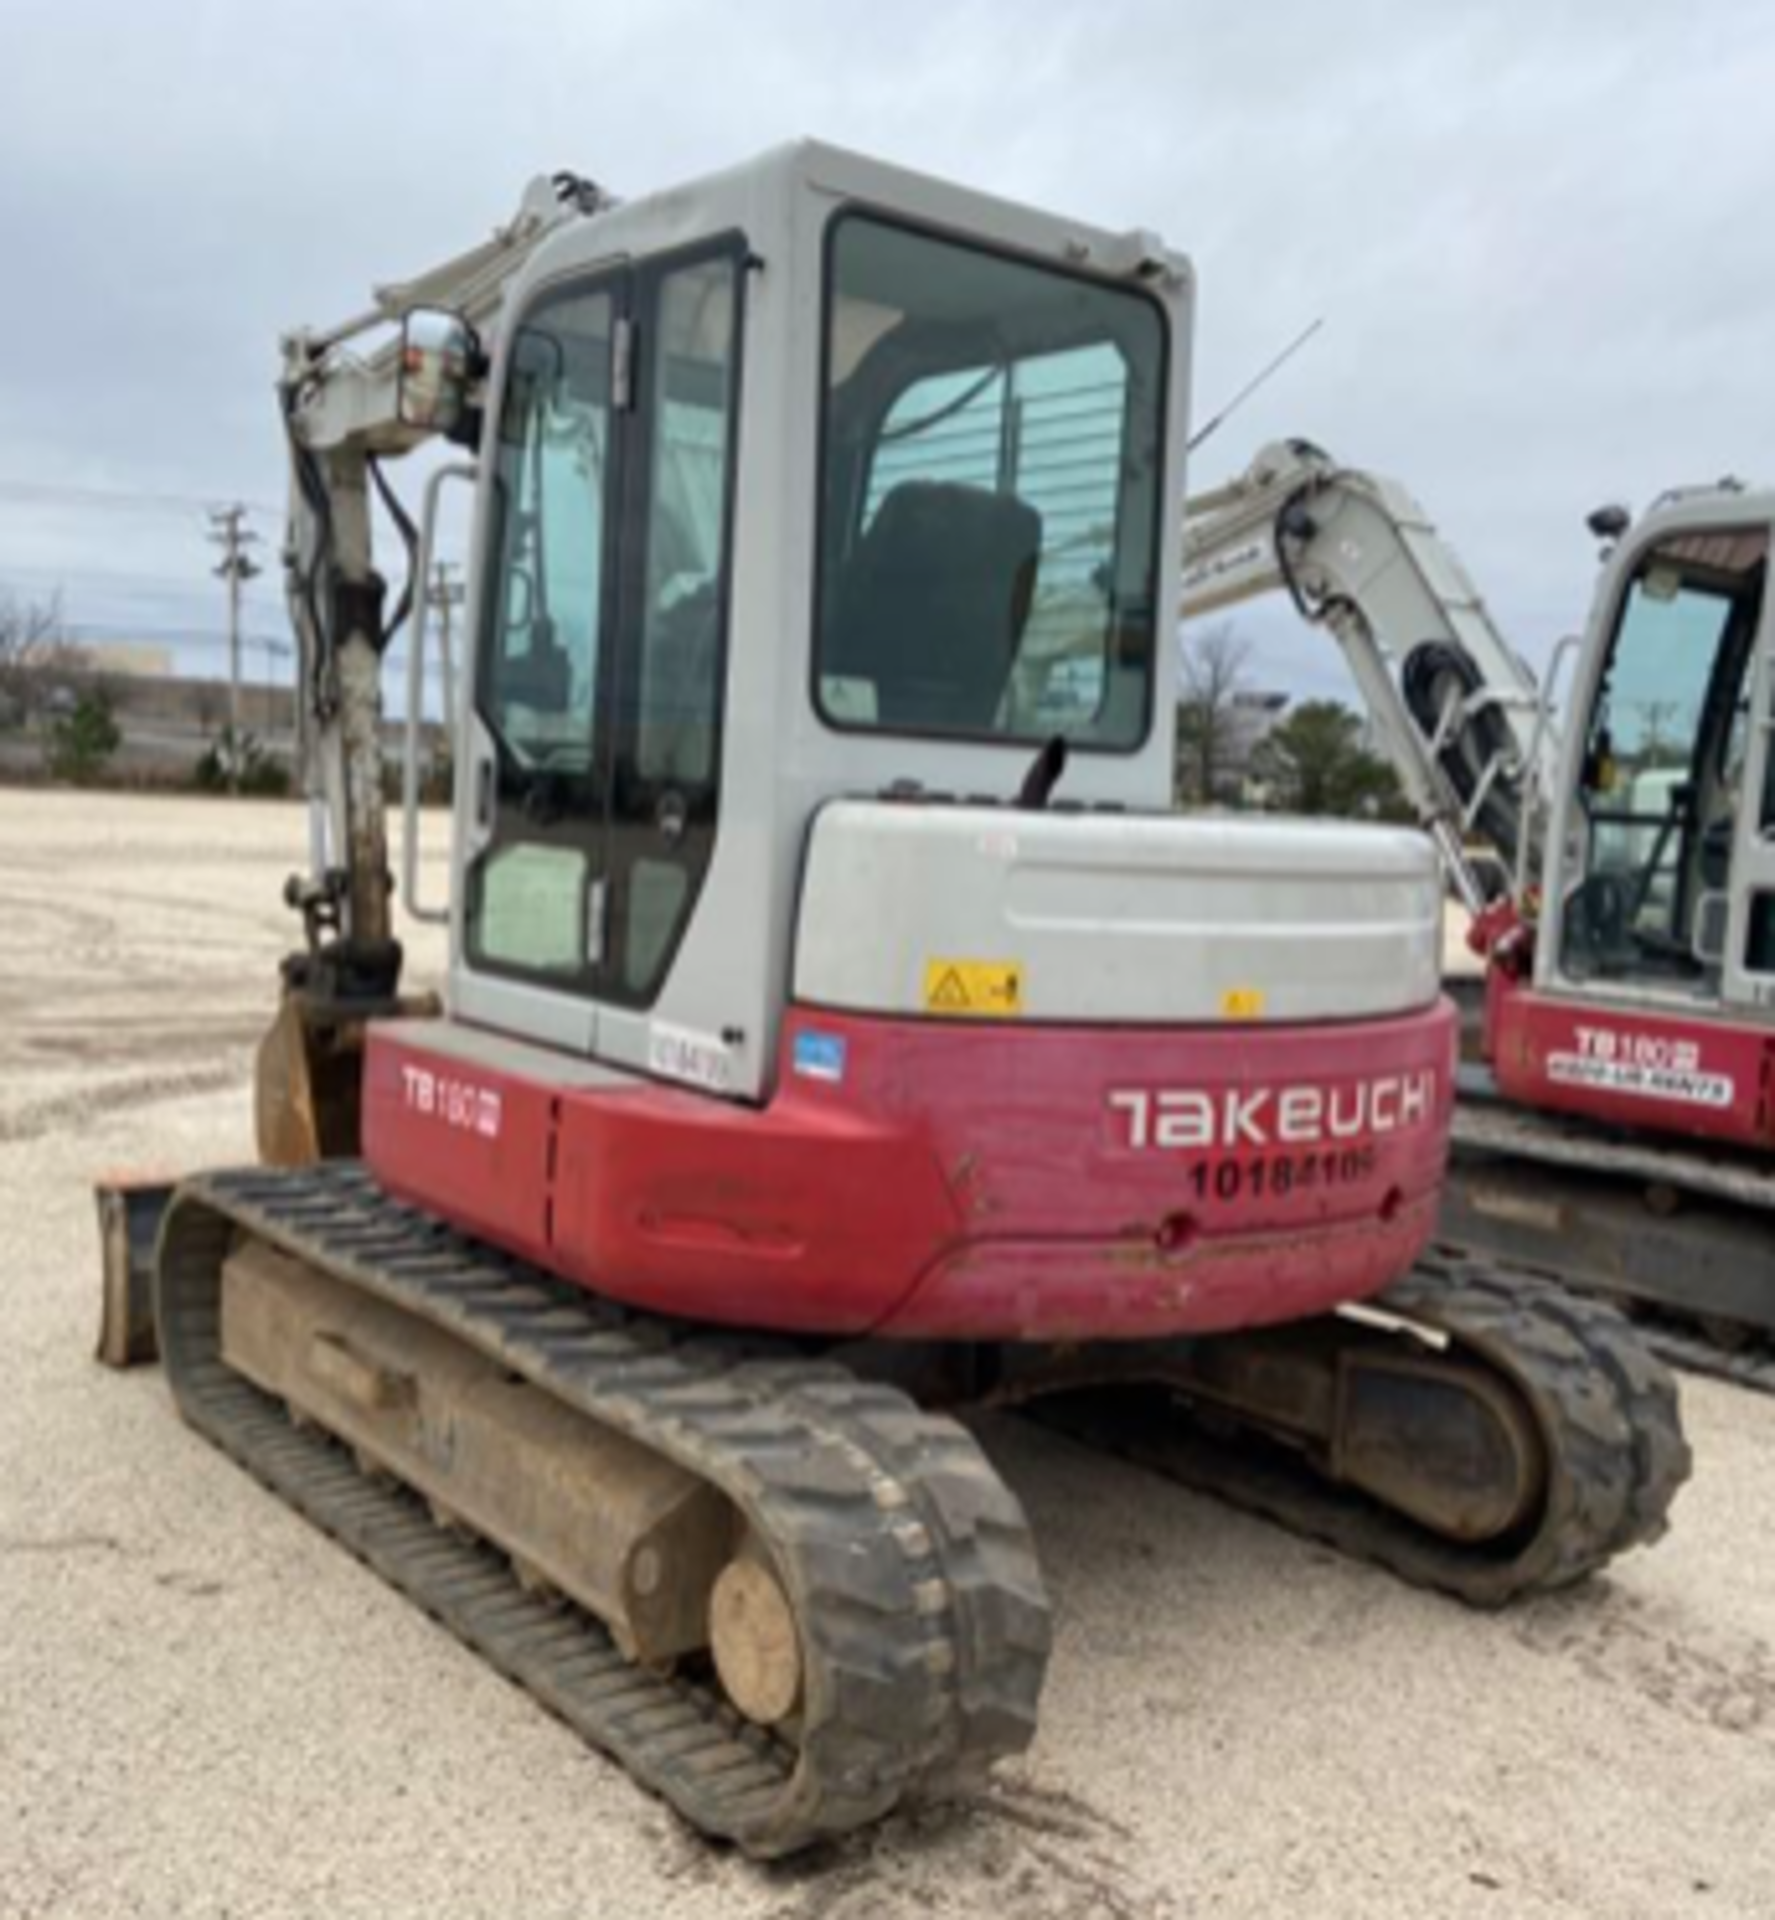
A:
[{"left": 398, "top": 308, "right": 480, "bottom": 435}]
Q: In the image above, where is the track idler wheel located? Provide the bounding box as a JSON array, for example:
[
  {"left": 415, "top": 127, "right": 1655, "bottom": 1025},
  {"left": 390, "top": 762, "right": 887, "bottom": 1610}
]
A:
[{"left": 710, "top": 1546, "right": 805, "bottom": 1728}]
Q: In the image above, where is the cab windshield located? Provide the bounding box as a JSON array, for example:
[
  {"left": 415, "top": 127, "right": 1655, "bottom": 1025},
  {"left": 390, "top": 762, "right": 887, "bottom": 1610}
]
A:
[
  {"left": 815, "top": 214, "right": 1167, "bottom": 750},
  {"left": 1563, "top": 528, "right": 1768, "bottom": 983}
]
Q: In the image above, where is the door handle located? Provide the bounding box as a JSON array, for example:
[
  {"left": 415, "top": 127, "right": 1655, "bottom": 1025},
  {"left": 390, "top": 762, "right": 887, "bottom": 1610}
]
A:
[
  {"left": 656, "top": 789, "right": 688, "bottom": 844},
  {"left": 476, "top": 756, "right": 495, "bottom": 829},
  {"left": 585, "top": 877, "right": 609, "bottom": 967}
]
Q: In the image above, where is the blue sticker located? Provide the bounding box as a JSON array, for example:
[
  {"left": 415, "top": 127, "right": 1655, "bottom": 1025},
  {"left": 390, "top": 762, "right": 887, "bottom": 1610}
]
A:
[{"left": 793, "top": 1030, "right": 848, "bottom": 1084}]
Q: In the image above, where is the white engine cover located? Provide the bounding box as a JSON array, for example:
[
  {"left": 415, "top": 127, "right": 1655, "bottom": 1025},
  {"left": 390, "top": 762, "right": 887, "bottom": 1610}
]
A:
[{"left": 793, "top": 802, "right": 1443, "bottom": 1025}]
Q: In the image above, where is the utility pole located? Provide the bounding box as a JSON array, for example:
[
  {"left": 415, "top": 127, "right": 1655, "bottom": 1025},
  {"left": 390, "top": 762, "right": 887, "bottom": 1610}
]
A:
[
  {"left": 429, "top": 559, "right": 465, "bottom": 727},
  {"left": 208, "top": 505, "right": 262, "bottom": 792}
]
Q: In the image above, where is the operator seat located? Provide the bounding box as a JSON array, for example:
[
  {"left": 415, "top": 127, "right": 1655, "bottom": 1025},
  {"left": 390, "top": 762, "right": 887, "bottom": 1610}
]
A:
[
  {"left": 502, "top": 615, "right": 574, "bottom": 715},
  {"left": 826, "top": 481, "right": 1042, "bottom": 731}
]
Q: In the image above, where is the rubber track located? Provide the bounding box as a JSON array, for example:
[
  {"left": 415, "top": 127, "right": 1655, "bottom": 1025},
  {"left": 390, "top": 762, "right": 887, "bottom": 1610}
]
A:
[
  {"left": 1047, "top": 1253, "right": 1693, "bottom": 1608},
  {"left": 1450, "top": 1072, "right": 1775, "bottom": 1378},
  {"left": 155, "top": 1163, "right": 1049, "bottom": 1858}
]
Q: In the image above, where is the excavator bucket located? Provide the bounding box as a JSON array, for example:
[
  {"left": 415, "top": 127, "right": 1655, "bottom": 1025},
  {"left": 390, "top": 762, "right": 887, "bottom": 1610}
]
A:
[{"left": 255, "top": 990, "right": 371, "bottom": 1169}]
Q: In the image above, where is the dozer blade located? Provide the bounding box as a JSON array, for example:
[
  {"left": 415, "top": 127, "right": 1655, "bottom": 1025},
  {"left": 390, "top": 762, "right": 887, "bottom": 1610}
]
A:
[
  {"left": 95, "top": 978, "right": 434, "bottom": 1368},
  {"left": 93, "top": 1176, "right": 174, "bottom": 1368},
  {"left": 153, "top": 1160, "right": 1051, "bottom": 1858}
]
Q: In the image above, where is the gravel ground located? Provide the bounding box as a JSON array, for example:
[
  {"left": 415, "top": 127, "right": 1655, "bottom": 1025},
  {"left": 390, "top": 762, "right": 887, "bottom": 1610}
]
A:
[{"left": 3, "top": 789, "right": 1773, "bottom": 1920}]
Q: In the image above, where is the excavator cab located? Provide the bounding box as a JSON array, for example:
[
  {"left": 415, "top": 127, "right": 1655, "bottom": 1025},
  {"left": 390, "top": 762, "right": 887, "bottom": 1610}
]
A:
[
  {"left": 438, "top": 146, "right": 1191, "bottom": 1097},
  {"left": 1552, "top": 513, "right": 1775, "bottom": 1011},
  {"left": 1476, "top": 490, "right": 1775, "bottom": 1153}
]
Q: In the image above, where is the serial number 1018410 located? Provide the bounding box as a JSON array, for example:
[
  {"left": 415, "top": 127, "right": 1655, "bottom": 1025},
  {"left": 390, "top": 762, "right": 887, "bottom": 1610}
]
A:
[{"left": 1187, "top": 1146, "right": 1378, "bottom": 1204}]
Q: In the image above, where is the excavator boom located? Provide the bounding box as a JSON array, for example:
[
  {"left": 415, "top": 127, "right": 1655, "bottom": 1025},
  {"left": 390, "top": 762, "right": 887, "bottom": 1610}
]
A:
[
  {"left": 264, "top": 175, "right": 604, "bottom": 1163},
  {"left": 1182, "top": 438, "right": 1557, "bottom": 908},
  {"left": 279, "top": 173, "right": 597, "bottom": 957}
]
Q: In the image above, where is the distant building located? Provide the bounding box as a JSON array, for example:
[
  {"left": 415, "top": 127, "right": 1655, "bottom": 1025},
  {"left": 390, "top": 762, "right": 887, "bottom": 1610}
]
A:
[
  {"left": 88, "top": 642, "right": 175, "bottom": 677},
  {"left": 104, "top": 669, "right": 297, "bottom": 739}
]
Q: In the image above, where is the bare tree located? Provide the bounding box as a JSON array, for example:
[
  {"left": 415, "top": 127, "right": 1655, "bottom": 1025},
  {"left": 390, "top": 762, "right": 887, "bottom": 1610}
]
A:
[
  {"left": 0, "top": 593, "right": 91, "bottom": 727},
  {"left": 1175, "top": 621, "right": 1253, "bottom": 806}
]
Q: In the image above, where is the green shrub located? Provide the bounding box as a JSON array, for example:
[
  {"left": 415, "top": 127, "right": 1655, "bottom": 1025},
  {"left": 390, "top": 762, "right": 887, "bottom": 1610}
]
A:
[{"left": 46, "top": 690, "right": 122, "bottom": 785}]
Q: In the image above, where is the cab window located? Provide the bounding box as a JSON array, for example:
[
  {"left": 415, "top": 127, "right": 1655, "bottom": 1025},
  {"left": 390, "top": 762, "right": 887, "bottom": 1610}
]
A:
[
  {"left": 816, "top": 214, "right": 1166, "bottom": 749},
  {"left": 1562, "top": 529, "right": 1766, "bottom": 983}
]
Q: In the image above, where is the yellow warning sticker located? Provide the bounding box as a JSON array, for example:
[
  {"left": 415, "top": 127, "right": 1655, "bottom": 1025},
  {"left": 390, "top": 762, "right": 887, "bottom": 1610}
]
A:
[
  {"left": 923, "top": 958, "right": 1025, "bottom": 1018},
  {"left": 1219, "top": 986, "right": 1267, "bottom": 1021}
]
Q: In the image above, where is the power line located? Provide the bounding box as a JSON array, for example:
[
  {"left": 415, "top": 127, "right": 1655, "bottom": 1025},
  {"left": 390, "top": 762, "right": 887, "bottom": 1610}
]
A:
[
  {"left": 0, "top": 562, "right": 282, "bottom": 605},
  {"left": 0, "top": 477, "right": 281, "bottom": 517}
]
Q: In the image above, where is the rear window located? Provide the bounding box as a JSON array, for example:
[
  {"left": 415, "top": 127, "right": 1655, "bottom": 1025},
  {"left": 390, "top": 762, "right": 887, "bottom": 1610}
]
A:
[{"left": 815, "top": 214, "right": 1167, "bottom": 749}]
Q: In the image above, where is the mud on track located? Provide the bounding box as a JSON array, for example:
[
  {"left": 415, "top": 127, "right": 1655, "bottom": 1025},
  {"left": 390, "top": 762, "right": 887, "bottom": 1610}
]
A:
[{"left": 2, "top": 790, "right": 1774, "bottom": 1919}]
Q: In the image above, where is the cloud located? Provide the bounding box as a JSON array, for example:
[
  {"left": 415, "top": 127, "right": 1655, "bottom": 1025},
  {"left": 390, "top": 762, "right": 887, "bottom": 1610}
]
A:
[{"left": 2, "top": 0, "right": 1772, "bottom": 701}]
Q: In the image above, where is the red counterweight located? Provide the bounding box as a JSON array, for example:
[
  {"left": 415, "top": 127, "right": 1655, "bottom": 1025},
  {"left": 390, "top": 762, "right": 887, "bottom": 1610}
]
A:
[{"left": 363, "top": 998, "right": 1458, "bottom": 1343}]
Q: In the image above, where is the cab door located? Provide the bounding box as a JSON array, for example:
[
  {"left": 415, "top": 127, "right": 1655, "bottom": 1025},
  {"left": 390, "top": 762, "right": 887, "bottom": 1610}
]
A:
[
  {"left": 1724, "top": 532, "right": 1775, "bottom": 1013},
  {"left": 595, "top": 242, "right": 743, "bottom": 1018},
  {"left": 453, "top": 242, "right": 744, "bottom": 1059},
  {"left": 455, "top": 269, "right": 627, "bottom": 1054},
  {"left": 1552, "top": 526, "right": 1768, "bottom": 1004}
]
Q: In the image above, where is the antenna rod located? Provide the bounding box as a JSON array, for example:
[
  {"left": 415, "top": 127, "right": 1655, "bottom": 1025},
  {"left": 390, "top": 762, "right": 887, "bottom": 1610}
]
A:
[{"left": 1188, "top": 316, "right": 1325, "bottom": 453}]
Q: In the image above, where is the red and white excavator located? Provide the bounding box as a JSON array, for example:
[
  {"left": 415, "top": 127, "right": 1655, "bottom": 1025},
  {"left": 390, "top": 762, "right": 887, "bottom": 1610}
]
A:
[
  {"left": 1184, "top": 440, "right": 1775, "bottom": 1373},
  {"left": 96, "top": 149, "right": 1687, "bottom": 1856}
]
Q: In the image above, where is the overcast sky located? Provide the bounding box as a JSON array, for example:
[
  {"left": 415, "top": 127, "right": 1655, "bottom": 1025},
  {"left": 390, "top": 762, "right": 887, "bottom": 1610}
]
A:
[{"left": 2, "top": 0, "right": 1773, "bottom": 704}]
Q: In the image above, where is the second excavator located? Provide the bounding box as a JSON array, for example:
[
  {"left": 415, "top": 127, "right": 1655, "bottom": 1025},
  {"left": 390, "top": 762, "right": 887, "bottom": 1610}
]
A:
[{"left": 1184, "top": 438, "right": 1775, "bottom": 1373}]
